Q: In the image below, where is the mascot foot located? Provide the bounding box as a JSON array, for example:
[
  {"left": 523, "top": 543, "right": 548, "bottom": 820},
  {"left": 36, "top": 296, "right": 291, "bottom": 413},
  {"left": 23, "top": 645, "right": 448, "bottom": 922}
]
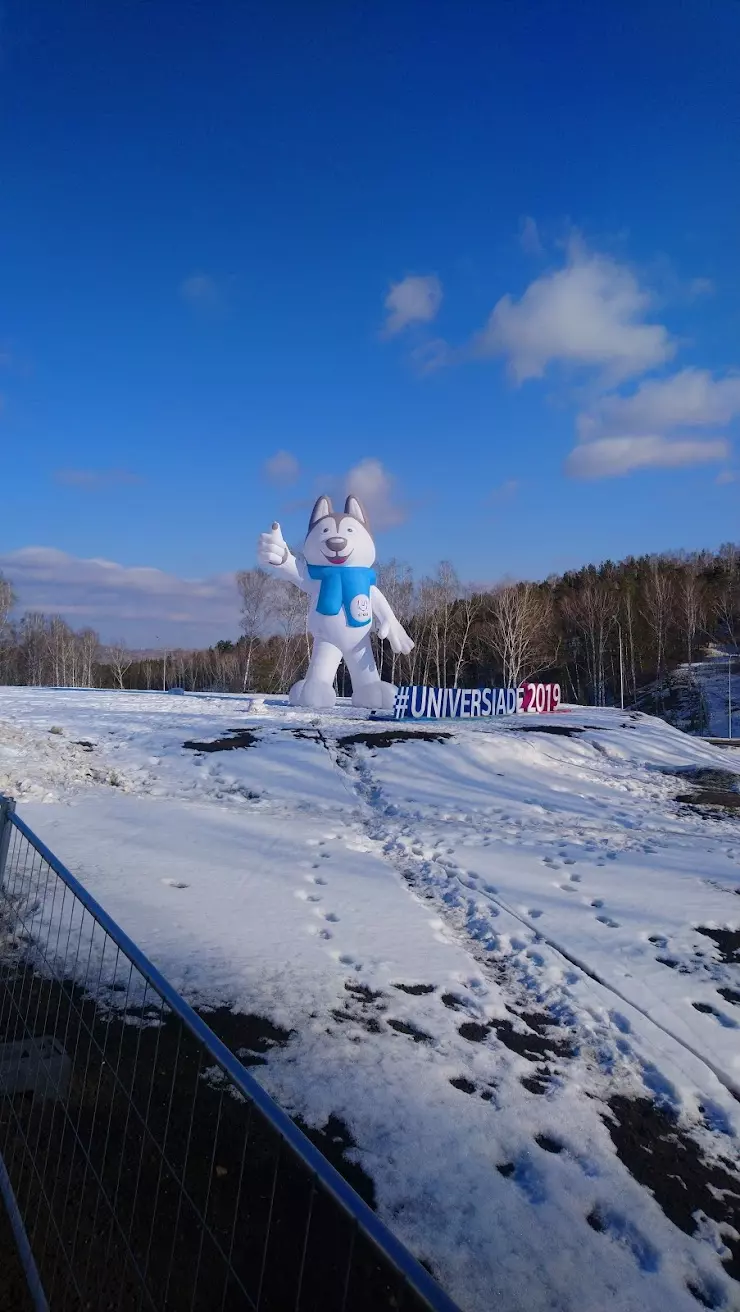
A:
[
  {"left": 352, "top": 681, "right": 397, "bottom": 711},
  {"left": 289, "top": 678, "right": 336, "bottom": 710}
]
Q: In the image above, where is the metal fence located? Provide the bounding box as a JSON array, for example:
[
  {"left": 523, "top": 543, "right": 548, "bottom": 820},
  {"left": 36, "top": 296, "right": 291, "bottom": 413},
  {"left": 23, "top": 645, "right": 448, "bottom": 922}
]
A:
[{"left": 0, "top": 795, "right": 459, "bottom": 1312}]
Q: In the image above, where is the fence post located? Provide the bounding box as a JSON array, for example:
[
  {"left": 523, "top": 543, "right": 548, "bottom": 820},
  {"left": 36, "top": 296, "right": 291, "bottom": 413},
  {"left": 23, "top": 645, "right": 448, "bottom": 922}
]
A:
[{"left": 0, "top": 794, "right": 16, "bottom": 886}]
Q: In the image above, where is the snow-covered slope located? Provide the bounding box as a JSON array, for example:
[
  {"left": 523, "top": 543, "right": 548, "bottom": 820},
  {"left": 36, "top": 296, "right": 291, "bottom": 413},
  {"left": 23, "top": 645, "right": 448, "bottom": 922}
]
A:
[
  {"left": 1, "top": 688, "right": 739, "bottom": 1312},
  {"left": 639, "top": 650, "right": 740, "bottom": 739}
]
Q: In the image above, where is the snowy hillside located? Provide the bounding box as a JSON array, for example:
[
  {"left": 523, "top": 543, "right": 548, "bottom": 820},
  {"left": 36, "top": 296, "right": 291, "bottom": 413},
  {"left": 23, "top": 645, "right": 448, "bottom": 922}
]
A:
[
  {"left": 1, "top": 687, "right": 739, "bottom": 1312},
  {"left": 639, "top": 650, "right": 740, "bottom": 739}
]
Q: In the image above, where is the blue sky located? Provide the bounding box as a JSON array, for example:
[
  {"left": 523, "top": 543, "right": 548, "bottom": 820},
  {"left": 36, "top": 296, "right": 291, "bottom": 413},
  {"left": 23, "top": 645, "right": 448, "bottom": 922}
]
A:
[{"left": 1, "top": 0, "right": 739, "bottom": 644}]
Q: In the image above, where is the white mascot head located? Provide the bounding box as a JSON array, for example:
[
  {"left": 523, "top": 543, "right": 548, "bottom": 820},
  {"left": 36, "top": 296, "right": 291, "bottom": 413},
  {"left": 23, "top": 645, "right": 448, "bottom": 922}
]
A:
[
  {"left": 257, "top": 492, "right": 413, "bottom": 711},
  {"left": 303, "top": 494, "right": 376, "bottom": 569}
]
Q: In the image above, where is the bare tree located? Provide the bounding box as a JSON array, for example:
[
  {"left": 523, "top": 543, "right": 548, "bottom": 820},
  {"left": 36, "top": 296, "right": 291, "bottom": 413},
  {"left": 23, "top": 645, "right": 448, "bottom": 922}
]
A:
[
  {"left": 620, "top": 584, "right": 638, "bottom": 706},
  {"left": 642, "top": 557, "right": 674, "bottom": 676},
  {"left": 107, "top": 639, "right": 134, "bottom": 689},
  {"left": 714, "top": 544, "right": 739, "bottom": 651},
  {"left": 376, "top": 559, "right": 414, "bottom": 684},
  {"left": 677, "top": 565, "right": 706, "bottom": 670},
  {"left": 0, "top": 572, "right": 15, "bottom": 633},
  {"left": 236, "top": 568, "right": 274, "bottom": 691},
  {"left": 562, "top": 580, "right": 615, "bottom": 705},
  {"left": 270, "top": 578, "right": 309, "bottom": 692},
  {"left": 0, "top": 572, "right": 16, "bottom": 680},
  {"left": 482, "top": 582, "right": 556, "bottom": 689},
  {"left": 451, "top": 587, "right": 482, "bottom": 688},
  {"left": 77, "top": 628, "right": 100, "bottom": 687}
]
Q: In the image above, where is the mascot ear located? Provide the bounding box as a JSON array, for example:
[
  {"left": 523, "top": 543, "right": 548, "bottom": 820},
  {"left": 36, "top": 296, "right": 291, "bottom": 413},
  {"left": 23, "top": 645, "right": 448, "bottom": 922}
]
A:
[
  {"left": 309, "top": 495, "right": 332, "bottom": 529},
  {"left": 344, "top": 495, "right": 368, "bottom": 526}
]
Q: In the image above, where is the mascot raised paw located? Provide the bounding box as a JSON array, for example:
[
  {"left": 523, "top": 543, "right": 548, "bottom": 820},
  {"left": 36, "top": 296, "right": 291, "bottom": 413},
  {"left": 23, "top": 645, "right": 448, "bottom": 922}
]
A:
[{"left": 256, "top": 495, "right": 414, "bottom": 711}]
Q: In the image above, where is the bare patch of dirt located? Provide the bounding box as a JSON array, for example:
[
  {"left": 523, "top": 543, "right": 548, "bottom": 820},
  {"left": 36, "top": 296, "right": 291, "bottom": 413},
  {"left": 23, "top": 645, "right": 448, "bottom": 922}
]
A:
[
  {"left": 0, "top": 1198, "right": 34, "bottom": 1312},
  {"left": 458, "top": 1009, "right": 573, "bottom": 1063},
  {"left": 386, "top": 1018, "right": 434, "bottom": 1044},
  {"left": 0, "top": 963, "right": 425, "bottom": 1312},
  {"left": 337, "top": 729, "right": 452, "bottom": 750},
  {"left": 344, "top": 981, "right": 384, "bottom": 1005},
  {"left": 602, "top": 1096, "right": 740, "bottom": 1282},
  {"left": 183, "top": 730, "right": 260, "bottom": 753},
  {"left": 535, "top": 1134, "right": 563, "bottom": 1154},
  {"left": 520, "top": 1069, "right": 552, "bottom": 1096},
  {"left": 696, "top": 926, "right": 740, "bottom": 964},
  {"left": 665, "top": 767, "right": 739, "bottom": 791},
  {"left": 507, "top": 724, "right": 586, "bottom": 738},
  {"left": 677, "top": 790, "right": 740, "bottom": 810},
  {"left": 449, "top": 1077, "right": 476, "bottom": 1095},
  {"left": 198, "top": 1006, "right": 292, "bottom": 1066}
]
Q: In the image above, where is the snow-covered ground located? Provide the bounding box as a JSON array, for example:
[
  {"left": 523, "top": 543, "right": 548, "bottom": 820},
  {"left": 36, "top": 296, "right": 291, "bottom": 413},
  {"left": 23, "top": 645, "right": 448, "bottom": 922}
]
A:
[
  {"left": 1, "top": 687, "right": 739, "bottom": 1312},
  {"left": 641, "top": 650, "right": 740, "bottom": 739},
  {"left": 695, "top": 651, "right": 740, "bottom": 739}
]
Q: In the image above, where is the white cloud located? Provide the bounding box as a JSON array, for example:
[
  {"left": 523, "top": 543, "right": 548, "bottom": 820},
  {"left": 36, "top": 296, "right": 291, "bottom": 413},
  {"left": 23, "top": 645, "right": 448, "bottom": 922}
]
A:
[
  {"left": 180, "top": 273, "right": 221, "bottom": 309},
  {"left": 262, "top": 450, "right": 300, "bottom": 485},
  {"left": 476, "top": 245, "right": 674, "bottom": 384},
  {"left": 54, "top": 468, "right": 143, "bottom": 490},
  {"left": 342, "top": 458, "right": 407, "bottom": 529},
  {"left": 519, "top": 216, "right": 544, "bottom": 257},
  {"left": 717, "top": 469, "right": 738, "bottom": 486},
  {"left": 383, "top": 274, "right": 442, "bottom": 336},
  {"left": 1, "top": 547, "right": 240, "bottom": 646},
  {"left": 578, "top": 369, "right": 740, "bottom": 440},
  {"left": 566, "top": 435, "right": 730, "bottom": 480}
]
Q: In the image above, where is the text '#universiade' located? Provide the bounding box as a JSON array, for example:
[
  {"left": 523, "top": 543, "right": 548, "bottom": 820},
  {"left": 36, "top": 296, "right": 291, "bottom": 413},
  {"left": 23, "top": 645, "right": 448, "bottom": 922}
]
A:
[{"left": 393, "top": 683, "right": 562, "bottom": 720}]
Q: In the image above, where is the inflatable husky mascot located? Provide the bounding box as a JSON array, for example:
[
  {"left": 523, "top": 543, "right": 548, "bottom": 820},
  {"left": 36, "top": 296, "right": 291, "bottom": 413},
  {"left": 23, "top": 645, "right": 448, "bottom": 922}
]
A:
[{"left": 257, "top": 495, "right": 414, "bottom": 709}]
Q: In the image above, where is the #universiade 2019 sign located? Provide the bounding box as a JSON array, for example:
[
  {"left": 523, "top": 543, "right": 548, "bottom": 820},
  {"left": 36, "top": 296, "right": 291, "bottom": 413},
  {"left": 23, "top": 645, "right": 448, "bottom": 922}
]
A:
[
  {"left": 256, "top": 494, "right": 560, "bottom": 720},
  {"left": 394, "top": 683, "right": 562, "bottom": 720}
]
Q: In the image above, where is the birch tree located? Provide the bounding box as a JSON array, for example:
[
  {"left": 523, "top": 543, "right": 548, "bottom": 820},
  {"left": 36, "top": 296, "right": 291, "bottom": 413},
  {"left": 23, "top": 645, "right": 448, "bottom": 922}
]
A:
[
  {"left": 677, "top": 565, "right": 706, "bottom": 670},
  {"left": 562, "top": 579, "right": 615, "bottom": 705},
  {"left": 642, "top": 557, "right": 674, "bottom": 678},
  {"left": 236, "top": 568, "right": 274, "bottom": 691},
  {"left": 482, "top": 583, "right": 556, "bottom": 689},
  {"left": 107, "top": 639, "right": 134, "bottom": 689}
]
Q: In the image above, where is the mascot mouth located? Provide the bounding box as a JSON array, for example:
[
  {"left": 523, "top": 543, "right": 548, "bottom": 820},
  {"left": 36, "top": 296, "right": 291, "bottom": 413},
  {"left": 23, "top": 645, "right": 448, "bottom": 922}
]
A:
[{"left": 323, "top": 551, "right": 352, "bottom": 565}]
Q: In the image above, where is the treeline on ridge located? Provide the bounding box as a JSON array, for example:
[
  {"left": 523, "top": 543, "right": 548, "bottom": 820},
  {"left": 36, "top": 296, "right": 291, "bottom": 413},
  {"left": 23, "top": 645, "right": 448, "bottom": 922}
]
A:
[{"left": 0, "top": 545, "right": 737, "bottom": 715}]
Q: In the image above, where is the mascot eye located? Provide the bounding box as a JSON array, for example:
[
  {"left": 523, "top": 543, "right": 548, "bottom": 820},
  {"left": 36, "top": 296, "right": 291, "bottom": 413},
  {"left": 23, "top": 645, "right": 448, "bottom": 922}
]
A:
[{"left": 347, "top": 527, "right": 353, "bottom": 533}]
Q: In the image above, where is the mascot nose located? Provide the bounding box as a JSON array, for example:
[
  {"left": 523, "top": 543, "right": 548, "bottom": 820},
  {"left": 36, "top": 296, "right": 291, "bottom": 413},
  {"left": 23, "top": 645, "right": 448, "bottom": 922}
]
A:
[{"left": 326, "top": 536, "right": 347, "bottom": 552}]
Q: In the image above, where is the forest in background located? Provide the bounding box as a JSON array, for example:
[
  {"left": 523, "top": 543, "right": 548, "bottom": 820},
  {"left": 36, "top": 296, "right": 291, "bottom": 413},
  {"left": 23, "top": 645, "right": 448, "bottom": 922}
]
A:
[{"left": 0, "top": 545, "right": 738, "bottom": 719}]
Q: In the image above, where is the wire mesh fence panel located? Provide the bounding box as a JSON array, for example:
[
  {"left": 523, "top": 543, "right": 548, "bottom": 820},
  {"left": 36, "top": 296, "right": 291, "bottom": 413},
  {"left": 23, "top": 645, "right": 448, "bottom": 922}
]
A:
[{"left": 0, "top": 800, "right": 459, "bottom": 1312}]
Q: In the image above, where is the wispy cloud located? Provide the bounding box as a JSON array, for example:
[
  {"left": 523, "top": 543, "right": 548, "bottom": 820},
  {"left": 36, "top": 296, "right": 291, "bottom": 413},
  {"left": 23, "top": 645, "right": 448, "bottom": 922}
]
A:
[
  {"left": 383, "top": 274, "right": 442, "bottom": 336},
  {"left": 54, "top": 469, "right": 143, "bottom": 490},
  {"left": 717, "top": 469, "right": 738, "bottom": 486},
  {"left": 1, "top": 547, "right": 239, "bottom": 646},
  {"left": 262, "top": 450, "right": 300, "bottom": 485},
  {"left": 518, "top": 216, "right": 544, "bottom": 257},
  {"left": 180, "top": 273, "right": 222, "bottom": 310},
  {"left": 578, "top": 369, "right": 740, "bottom": 441},
  {"left": 689, "top": 276, "right": 714, "bottom": 299},
  {"left": 566, "top": 435, "right": 729, "bottom": 480},
  {"left": 489, "top": 478, "right": 519, "bottom": 502},
  {"left": 475, "top": 241, "right": 674, "bottom": 385},
  {"left": 410, "top": 337, "right": 453, "bottom": 375},
  {"left": 342, "top": 458, "right": 407, "bottom": 530}
]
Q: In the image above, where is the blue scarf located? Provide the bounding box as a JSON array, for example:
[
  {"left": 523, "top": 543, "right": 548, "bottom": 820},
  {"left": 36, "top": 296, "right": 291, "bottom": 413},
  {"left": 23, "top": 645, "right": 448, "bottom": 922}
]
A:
[{"left": 307, "top": 564, "right": 376, "bottom": 627}]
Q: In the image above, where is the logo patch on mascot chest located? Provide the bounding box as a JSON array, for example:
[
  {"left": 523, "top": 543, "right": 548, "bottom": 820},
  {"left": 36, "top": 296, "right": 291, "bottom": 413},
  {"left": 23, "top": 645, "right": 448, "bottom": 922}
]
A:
[{"left": 350, "top": 594, "right": 372, "bottom": 624}]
